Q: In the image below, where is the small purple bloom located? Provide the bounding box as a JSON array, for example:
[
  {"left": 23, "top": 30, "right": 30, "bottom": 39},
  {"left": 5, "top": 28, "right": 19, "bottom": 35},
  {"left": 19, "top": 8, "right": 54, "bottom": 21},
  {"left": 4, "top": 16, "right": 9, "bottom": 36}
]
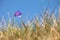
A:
[{"left": 14, "top": 10, "right": 22, "bottom": 17}]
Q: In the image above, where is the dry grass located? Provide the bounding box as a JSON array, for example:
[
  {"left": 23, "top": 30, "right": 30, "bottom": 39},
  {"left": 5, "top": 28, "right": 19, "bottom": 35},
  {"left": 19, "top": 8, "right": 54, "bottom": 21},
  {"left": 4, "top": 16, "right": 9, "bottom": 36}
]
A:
[
  {"left": 0, "top": 19, "right": 60, "bottom": 40},
  {"left": 0, "top": 8, "right": 60, "bottom": 40}
]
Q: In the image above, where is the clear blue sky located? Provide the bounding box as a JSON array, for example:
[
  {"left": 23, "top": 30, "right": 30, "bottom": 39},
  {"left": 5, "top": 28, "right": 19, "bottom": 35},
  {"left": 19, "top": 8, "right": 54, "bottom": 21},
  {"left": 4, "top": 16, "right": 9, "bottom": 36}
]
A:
[{"left": 0, "top": 0, "right": 60, "bottom": 23}]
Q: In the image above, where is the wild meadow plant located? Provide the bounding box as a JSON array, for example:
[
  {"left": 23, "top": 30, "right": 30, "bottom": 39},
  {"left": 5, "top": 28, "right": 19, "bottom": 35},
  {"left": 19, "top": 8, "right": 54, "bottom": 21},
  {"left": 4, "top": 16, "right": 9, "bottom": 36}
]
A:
[{"left": 0, "top": 7, "right": 60, "bottom": 40}]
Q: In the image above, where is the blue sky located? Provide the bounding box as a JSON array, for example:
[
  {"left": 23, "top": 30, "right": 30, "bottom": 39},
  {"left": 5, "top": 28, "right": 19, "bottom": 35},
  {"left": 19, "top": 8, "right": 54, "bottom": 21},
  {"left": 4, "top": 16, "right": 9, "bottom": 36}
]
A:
[{"left": 0, "top": 0, "right": 60, "bottom": 23}]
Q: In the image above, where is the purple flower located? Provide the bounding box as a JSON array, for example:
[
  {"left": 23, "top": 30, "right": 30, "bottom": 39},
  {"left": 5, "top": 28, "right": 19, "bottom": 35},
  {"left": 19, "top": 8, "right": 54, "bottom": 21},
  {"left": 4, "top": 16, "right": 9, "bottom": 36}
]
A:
[{"left": 14, "top": 10, "right": 22, "bottom": 17}]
